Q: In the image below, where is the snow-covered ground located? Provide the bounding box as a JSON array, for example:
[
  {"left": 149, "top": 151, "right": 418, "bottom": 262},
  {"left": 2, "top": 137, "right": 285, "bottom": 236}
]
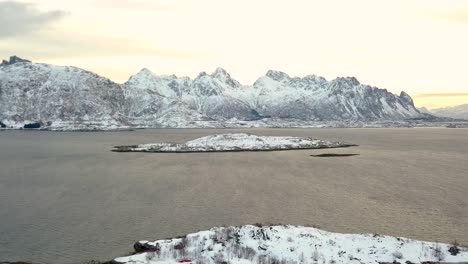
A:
[
  {"left": 112, "top": 133, "right": 354, "bottom": 152},
  {"left": 114, "top": 225, "right": 468, "bottom": 264},
  {"left": 3, "top": 118, "right": 468, "bottom": 131}
]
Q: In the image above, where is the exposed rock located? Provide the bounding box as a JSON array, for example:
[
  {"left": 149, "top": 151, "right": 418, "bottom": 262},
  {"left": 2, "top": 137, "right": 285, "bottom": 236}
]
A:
[
  {"left": 0, "top": 56, "right": 31, "bottom": 66},
  {"left": 23, "top": 122, "right": 41, "bottom": 129},
  {"left": 134, "top": 241, "right": 160, "bottom": 253}
]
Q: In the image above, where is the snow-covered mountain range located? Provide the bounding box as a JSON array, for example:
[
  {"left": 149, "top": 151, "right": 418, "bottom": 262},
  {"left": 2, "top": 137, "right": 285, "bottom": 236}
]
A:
[
  {"left": 428, "top": 104, "right": 468, "bottom": 120},
  {"left": 0, "top": 56, "right": 424, "bottom": 129}
]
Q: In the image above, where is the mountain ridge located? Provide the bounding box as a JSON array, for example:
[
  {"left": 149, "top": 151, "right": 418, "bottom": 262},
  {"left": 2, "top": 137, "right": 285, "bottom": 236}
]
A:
[
  {"left": 0, "top": 56, "right": 424, "bottom": 129},
  {"left": 426, "top": 104, "right": 468, "bottom": 120}
]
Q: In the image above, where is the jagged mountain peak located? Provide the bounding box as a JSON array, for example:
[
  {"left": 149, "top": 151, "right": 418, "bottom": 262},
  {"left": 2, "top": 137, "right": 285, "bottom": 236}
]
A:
[
  {"left": 333, "top": 76, "right": 361, "bottom": 86},
  {"left": 127, "top": 68, "right": 182, "bottom": 84},
  {"left": 138, "top": 67, "right": 153, "bottom": 74},
  {"left": 212, "top": 67, "right": 229, "bottom": 77},
  {"left": 265, "top": 70, "right": 290, "bottom": 80},
  {"left": 193, "top": 68, "right": 241, "bottom": 91},
  {"left": 126, "top": 68, "right": 158, "bottom": 84},
  {"left": 399, "top": 91, "right": 414, "bottom": 104},
  {"left": 196, "top": 71, "right": 208, "bottom": 78},
  {"left": 303, "top": 74, "right": 327, "bottom": 82},
  {"left": 211, "top": 67, "right": 241, "bottom": 88}
]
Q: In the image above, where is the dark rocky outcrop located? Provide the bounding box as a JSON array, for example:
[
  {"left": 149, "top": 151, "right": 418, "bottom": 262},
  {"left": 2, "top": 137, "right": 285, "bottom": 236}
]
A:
[
  {"left": 133, "top": 241, "right": 160, "bottom": 253},
  {"left": 0, "top": 56, "right": 31, "bottom": 66},
  {"left": 24, "top": 122, "right": 41, "bottom": 129}
]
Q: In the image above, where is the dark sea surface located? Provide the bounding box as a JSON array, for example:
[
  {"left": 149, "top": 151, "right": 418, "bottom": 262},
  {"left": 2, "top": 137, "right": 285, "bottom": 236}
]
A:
[{"left": 0, "top": 128, "right": 467, "bottom": 263}]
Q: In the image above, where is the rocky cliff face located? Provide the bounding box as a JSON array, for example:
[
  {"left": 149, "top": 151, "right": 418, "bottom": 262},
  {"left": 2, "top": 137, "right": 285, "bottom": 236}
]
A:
[{"left": 0, "top": 56, "right": 423, "bottom": 129}]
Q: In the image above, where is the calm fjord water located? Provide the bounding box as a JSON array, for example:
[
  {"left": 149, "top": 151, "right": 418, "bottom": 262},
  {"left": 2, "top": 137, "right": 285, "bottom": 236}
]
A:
[{"left": 0, "top": 128, "right": 467, "bottom": 264}]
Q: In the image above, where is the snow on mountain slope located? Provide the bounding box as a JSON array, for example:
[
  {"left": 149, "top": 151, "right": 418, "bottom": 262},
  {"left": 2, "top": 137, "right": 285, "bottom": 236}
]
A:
[
  {"left": 180, "top": 68, "right": 261, "bottom": 120},
  {"left": 430, "top": 104, "right": 468, "bottom": 120},
  {"left": 248, "top": 71, "right": 421, "bottom": 120},
  {"left": 123, "top": 67, "right": 260, "bottom": 123},
  {"left": 151, "top": 101, "right": 222, "bottom": 128},
  {"left": 125, "top": 67, "right": 420, "bottom": 122},
  {"left": 123, "top": 68, "right": 196, "bottom": 126},
  {"left": 0, "top": 56, "right": 425, "bottom": 129},
  {"left": 114, "top": 225, "right": 468, "bottom": 264},
  {"left": 0, "top": 59, "right": 126, "bottom": 129}
]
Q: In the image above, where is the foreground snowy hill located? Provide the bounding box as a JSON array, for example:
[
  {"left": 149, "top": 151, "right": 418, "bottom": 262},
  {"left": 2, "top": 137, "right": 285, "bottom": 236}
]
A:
[
  {"left": 113, "top": 225, "right": 468, "bottom": 264},
  {"left": 0, "top": 56, "right": 424, "bottom": 129},
  {"left": 112, "top": 133, "right": 354, "bottom": 152}
]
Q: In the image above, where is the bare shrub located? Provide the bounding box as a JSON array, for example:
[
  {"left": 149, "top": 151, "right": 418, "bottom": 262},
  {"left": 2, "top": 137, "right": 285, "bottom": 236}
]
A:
[
  {"left": 268, "top": 256, "right": 281, "bottom": 264},
  {"left": 145, "top": 251, "right": 156, "bottom": 262},
  {"left": 214, "top": 252, "right": 226, "bottom": 264},
  {"left": 254, "top": 222, "right": 263, "bottom": 228},
  {"left": 217, "top": 227, "right": 236, "bottom": 242},
  {"left": 449, "top": 240, "right": 461, "bottom": 256},
  {"left": 232, "top": 244, "right": 256, "bottom": 260},
  {"left": 174, "top": 243, "right": 184, "bottom": 251},
  {"left": 298, "top": 252, "right": 305, "bottom": 264},
  {"left": 256, "top": 255, "right": 282, "bottom": 264},
  {"left": 225, "top": 226, "right": 237, "bottom": 239},
  {"left": 175, "top": 237, "right": 189, "bottom": 250},
  {"left": 433, "top": 244, "right": 445, "bottom": 261},
  {"left": 195, "top": 256, "right": 210, "bottom": 264},
  {"left": 182, "top": 236, "right": 190, "bottom": 247},
  {"left": 392, "top": 251, "right": 403, "bottom": 259},
  {"left": 171, "top": 248, "right": 178, "bottom": 259},
  {"left": 312, "top": 248, "right": 320, "bottom": 262},
  {"left": 258, "top": 255, "right": 269, "bottom": 264}
]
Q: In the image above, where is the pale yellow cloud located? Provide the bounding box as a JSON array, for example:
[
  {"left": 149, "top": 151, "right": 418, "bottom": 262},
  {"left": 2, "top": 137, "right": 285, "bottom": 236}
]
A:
[
  {"left": 0, "top": 32, "right": 206, "bottom": 59},
  {"left": 90, "top": 0, "right": 171, "bottom": 10},
  {"left": 416, "top": 0, "right": 468, "bottom": 25},
  {"left": 413, "top": 93, "right": 468, "bottom": 109}
]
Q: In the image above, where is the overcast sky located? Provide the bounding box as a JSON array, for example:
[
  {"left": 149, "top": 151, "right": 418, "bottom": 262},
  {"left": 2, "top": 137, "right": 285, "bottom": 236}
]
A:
[{"left": 1, "top": 0, "right": 467, "bottom": 108}]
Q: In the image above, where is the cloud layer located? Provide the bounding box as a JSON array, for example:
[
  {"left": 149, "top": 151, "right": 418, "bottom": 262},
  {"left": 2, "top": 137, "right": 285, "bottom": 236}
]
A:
[{"left": 0, "top": 1, "right": 66, "bottom": 38}]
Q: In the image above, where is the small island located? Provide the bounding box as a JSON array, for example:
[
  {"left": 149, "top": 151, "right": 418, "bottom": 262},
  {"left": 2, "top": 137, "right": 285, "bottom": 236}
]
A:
[{"left": 112, "top": 133, "right": 356, "bottom": 153}]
